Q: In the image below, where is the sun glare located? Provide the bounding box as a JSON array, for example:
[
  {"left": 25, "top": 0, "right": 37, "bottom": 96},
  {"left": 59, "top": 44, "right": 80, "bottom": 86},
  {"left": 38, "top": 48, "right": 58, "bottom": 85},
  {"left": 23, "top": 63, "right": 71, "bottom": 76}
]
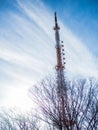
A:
[{"left": 2, "top": 86, "right": 35, "bottom": 112}]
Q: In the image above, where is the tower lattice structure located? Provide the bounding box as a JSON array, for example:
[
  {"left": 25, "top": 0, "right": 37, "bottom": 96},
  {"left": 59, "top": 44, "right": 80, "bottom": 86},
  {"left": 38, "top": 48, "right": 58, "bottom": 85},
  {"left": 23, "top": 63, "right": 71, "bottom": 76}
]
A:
[
  {"left": 54, "top": 12, "right": 66, "bottom": 96},
  {"left": 53, "top": 13, "right": 75, "bottom": 128}
]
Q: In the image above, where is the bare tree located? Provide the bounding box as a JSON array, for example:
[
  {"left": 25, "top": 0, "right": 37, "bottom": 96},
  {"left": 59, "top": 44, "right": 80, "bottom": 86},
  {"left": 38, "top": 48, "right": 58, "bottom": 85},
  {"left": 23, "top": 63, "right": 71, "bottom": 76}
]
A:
[
  {"left": 0, "top": 77, "right": 98, "bottom": 130},
  {"left": 30, "top": 77, "right": 98, "bottom": 130},
  {"left": 0, "top": 109, "right": 40, "bottom": 130}
]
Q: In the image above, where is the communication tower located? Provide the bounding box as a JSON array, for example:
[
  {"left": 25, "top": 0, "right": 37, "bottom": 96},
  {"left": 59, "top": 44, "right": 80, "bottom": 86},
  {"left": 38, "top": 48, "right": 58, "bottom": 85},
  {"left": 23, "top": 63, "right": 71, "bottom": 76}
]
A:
[{"left": 54, "top": 12, "right": 66, "bottom": 95}]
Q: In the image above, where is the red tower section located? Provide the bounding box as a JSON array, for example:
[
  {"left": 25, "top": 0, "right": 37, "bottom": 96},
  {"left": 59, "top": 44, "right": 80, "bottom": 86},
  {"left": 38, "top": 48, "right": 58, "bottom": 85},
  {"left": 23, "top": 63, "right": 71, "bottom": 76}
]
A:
[{"left": 54, "top": 12, "right": 65, "bottom": 71}]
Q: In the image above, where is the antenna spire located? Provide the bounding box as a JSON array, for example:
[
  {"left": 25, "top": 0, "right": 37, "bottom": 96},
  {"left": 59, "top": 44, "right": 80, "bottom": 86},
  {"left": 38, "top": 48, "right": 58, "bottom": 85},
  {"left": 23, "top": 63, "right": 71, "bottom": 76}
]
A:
[
  {"left": 55, "top": 12, "right": 57, "bottom": 25},
  {"left": 54, "top": 12, "right": 60, "bottom": 30}
]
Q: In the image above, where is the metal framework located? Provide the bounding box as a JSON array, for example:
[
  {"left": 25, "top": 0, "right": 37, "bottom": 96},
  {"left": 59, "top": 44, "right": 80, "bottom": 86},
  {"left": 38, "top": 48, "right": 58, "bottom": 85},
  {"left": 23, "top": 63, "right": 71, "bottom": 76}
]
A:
[
  {"left": 54, "top": 12, "right": 66, "bottom": 95},
  {"left": 54, "top": 12, "right": 75, "bottom": 129}
]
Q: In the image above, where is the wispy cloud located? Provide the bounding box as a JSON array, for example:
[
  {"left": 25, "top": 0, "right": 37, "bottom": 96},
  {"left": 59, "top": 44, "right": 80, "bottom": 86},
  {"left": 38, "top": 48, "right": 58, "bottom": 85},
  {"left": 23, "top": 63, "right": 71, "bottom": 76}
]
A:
[{"left": 0, "top": 0, "right": 98, "bottom": 109}]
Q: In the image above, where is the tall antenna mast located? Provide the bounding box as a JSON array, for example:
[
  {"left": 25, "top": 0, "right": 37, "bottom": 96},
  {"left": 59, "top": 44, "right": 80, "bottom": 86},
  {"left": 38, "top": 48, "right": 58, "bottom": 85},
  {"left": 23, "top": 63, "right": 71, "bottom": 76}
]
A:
[
  {"left": 54, "top": 12, "right": 66, "bottom": 95},
  {"left": 53, "top": 12, "right": 75, "bottom": 128}
]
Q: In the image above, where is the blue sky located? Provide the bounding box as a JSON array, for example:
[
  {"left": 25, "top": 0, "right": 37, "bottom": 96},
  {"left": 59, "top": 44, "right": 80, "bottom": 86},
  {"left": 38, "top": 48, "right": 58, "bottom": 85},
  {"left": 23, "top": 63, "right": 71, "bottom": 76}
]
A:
[
  {"left": 0, "top": 0, "right": 98, "bottom": 110},
  {"left": 47, "top": 0, "right": 98, "bottom": 53},
  {"left": 44, "top": 0, "right": 98, "bottom": 55}
]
